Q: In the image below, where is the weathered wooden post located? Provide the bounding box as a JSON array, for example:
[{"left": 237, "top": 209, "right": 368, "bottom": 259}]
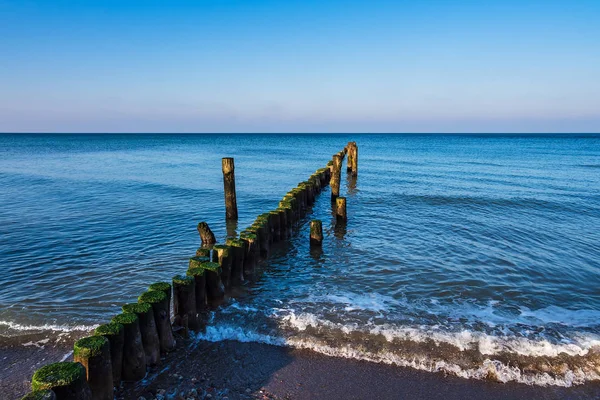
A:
[
  {"left": 200, "top": 261, "right": 225, "bottom": 303},
  {"left": 195, "top": 247, "right": 211, "bottom": 260},
  {"left": 187, "top": 257, "right": 207, "bottom": 310},
  {"left": 212, "top": 244, "right": 233, "bottom": 287},
  {"left": 31, "top": 362, "right": 92, "bottom": 400},
  {"left": 310, "top": 220, "right": 323, "bottom": 246},
  {"left": 336, "top": 197, "right": 347, "bottom": 220},
  {"left": 252, "top": 217, "right": 270, "bottom": 258},
  {"left": 269, "top": 211, "right": 281, "bottom": 242},
  {"left": 21, "top": 389, "right": 56, "bottom": 400},
  {"left": 111, "top": 313, "right": 146, "bottom": 381},
  {"left": 172, "top": 275, "right": 199, "bottom": 332},
  {"left": 94, "top": 322, "right": 124, "bottom": 385},
  {"left": 197, "top": 221, "right": 216, "bottom": 246},
  {"left": 73, "top": 336, "right": 113, "bottom": 400},
  {"left": 138, "top": 288, "right": 176, "bottom": 353},
  {"left": 122, "top": 303, "right": 160, "bottom": 366},
  {"left": 350, "top": 143, "right": 358, "bottom": 176},
  {"left": 222, "top": 157, "right": 238, "bottom": 220},
  {"left": 240, "top": 231, "right": 258, "bottom": 275},
  {"left": 330, "top": 155, "right": 342, "bottom": 201},
  {"left": 226, "top": 238, "right": 246, "bottom": 284}
]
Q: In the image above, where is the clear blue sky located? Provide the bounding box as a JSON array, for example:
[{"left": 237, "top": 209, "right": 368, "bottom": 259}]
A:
[{"left": 1, "top": 0, "right": 599, "bottom": 133}]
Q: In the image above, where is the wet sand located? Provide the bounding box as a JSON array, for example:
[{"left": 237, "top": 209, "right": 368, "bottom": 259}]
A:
[{"left": 4, "top": 333, "right": 600, "bottom": 400}]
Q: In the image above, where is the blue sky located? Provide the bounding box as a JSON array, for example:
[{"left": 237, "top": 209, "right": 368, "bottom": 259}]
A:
[{"left": 1, "top": 1, "right": 599, "bottom": 133}]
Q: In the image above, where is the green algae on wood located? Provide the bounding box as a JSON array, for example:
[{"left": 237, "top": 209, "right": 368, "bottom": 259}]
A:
[
  {"left": 73, "top": 336, "right": 108, "bottom": 359},
  {"left": 112, "top": 312, "right": 137, "bottom": 326},
  {"left": 31, "top": 362, "right": 91, "bottom": 399},
  {"left": 212, "top": 244, "right": 233, "bottom": 288},
  {"left": 122, "top": 302, "right": 151, "bottom": 315},
  {"left": 189, "top": 256, "right": 210, "bottom": 270},
  {"left": 94, "top": 322, "right": 123, "bottom": 337},
  {"left": 138, "top": 290, "right": 166, "bottom": 304}
]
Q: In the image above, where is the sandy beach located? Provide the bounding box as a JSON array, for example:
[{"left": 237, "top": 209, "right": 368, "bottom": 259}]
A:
[{"left": 4, "top": 331, "right": 600, "bottom": 400}]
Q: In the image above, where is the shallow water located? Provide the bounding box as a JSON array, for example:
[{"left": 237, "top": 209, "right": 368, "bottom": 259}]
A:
[{"left": 1, "top": 134, "right": 599, "bottom": 386}]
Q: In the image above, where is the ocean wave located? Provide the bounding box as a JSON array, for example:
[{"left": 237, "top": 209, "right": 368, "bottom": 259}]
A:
[
  {"left": 196, "top": 321, "right": 600, "bottom": 387},
  {"left": 0, "top": 320, "right": 97, "bottom": 335}
]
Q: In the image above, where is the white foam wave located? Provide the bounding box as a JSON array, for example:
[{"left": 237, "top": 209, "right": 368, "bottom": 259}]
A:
[
  {"left": 279, "top": 311, "right": 600, "bottom": 358},
  {"left": 196, "top": 322, "right": 598, "bottom": 387},
  {"left": 0, "top": 320, "right": 98, "bottom": 333}
]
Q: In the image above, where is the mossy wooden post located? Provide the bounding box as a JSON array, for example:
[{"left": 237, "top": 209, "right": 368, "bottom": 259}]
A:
[
  {"left": 330, "top": 154, "right": 342, "bottom": 201},
  {"left": 212, "top": 244, "right": 233, "bottom": 287},
  {"left": 31, "top": 362, "right": 92, "bottom": 400},
  {"left": 252, "top": 218, "right": 270, "bottom": 258},
  {"left": 122, "top": 303, "right": 160, "bottom": 366},
  {"left": 111, "top": 313, "right": 146, "bottom": 382},
  {"left": 94, "top": 322, "right": 124, "bottom": 385},
  {"left": 173, "top": 275, "right": 199, "bottom": 332},
  {"left": 346, "top": 142, "right": 355, "bottom": 172},
  {"left": 73, "top": 336, "right": 113, "bottom": 400},
  {"left": 21, "top": 389, "right": 57, "bottom": 400},
  {"left": 195, "top": 247, "right": 212, "bottom": 260},
  {"left": 200, "top": 261, "right": 225, "bottom": 303},
  {"left": 222, "top": 157, "right": 238, "bottom": 220},
  {"left": 187, "top": 257, "right": 207, "bottom": 310},
  {"left": 139, "top": 288, "right": 176, "bottom": 353},
  {"left": 310, "top": 220, "right": 323, "bottom": 246},
  {"left": 226, "top": 238, "right": 246, "bottom": 284},
  {"left": 276, "top": 208, "right": 287, "bottom": 240},
  {"left": 269, "top": 210, "right": 281, "bottom": 242},
  {"left": 240, "top": 231, "right": 258, "bottom": 276},
  {"left": 197, "top": 221, "right": 216, "bottom": 246},
  {"left": 336, "top": 196, "right": 347, "bottom": 221}
]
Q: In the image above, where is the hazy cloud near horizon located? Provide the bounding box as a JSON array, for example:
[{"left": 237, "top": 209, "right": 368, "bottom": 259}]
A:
[{"left": 1, "top": 1, "right": 599, "bottom": 133}]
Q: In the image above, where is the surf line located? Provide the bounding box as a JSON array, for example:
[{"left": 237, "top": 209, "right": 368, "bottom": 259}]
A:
[{"left": 23, "top": 142, "right": 358, "bottom": 399}]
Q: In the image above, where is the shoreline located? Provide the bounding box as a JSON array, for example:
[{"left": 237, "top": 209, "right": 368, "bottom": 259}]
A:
[{"left": 4, "top": 331, "right": 600, "bottom": 400}]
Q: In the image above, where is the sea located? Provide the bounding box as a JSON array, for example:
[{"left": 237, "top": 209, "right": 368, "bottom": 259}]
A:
[{"left": 1, "top": 133, "right": 599, "bottom": 387}]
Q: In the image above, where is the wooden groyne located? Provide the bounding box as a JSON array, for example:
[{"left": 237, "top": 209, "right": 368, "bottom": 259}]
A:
[{"left": 22, "top": 144, "right": 355, "bottom": 400}]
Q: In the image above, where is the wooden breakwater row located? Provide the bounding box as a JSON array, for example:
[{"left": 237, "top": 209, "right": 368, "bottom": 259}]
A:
[{"left": 21, "top": 142, "right": 358, "bottom": 400}]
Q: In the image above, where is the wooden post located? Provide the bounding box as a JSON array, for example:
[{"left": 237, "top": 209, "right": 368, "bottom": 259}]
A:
[
  {"left": 252, "top": 218, "right": 270, "bottom": 258},
  {"left": 346, "top": 142, "right": 354, "bottom": 171},
  {"left": 111, "top": 313, "right": 146, "bottom": 382},
  {"left": 196, "top": 222, "right": 216, "bottom": 246},
  {"left": 336, "top": 197, "right": 347, "bottom": 220},
  {"left": 310, "top": 220, "right": 323, "bottom": 246},
  {"left": 222, "top": 158, "right": 238, "bottom": 220},
  {"left": 212, "top": 244, "right": 233, "bottom": 287},
  {"left": 187, "top": 257, "right": 207, "bottom": 310},
  {"left": 31, "top": 362, "right": 92, "bottom": 400},
  {"left": 122, "top": 303, "right": 160, "bottom": 366},
  {"left": 73, "top": 336, "right": 113, "bottom": 400},
  {"left": 240, "top": 231, "right": 258, "bottom": 276},
  {"left": 172, "top": 275, "right": 199, "bottom": 332},
  {"left": 138, "top": 289, "right": 176, "bottom": 353},
  {"left": 269, "top": 211, "right": 281, "bottom": 242},
  {"left": 330, "top": 155, "right": 342, "bottom": 201},
  {"left": 94, "top": 322, "right": 124, "bottom": 386},
  {"left": 200, "top": 262, "right": 225, "bottom": 303},
  {"left": 225, "top": 238, "right": 246, "bottom": 284}
]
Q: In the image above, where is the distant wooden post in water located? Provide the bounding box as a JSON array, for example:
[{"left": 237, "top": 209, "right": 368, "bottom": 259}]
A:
[
  {"left": 222, "top": 157, "right": 238, "bottom": 220},
  {"left": 351, "top": 143, "right": 358, "bottom": 176},
  {"left": 336, "top": 197, "right": 347, "bottom": 220},
  {"left": 330, "top": 154, "right": 342, "bottom": 201},
  {"left": 310, "top": 220, "right": 323, "bottom": 246}
]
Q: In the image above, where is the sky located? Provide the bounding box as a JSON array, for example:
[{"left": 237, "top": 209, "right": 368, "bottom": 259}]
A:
[{"left": 1, "top": 0, "right": 599, "bottom": 133}]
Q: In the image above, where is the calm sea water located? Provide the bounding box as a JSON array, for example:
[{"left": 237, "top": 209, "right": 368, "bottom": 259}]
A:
[{"left": 1, "top": 134, "right": 599, "bottom": 386}]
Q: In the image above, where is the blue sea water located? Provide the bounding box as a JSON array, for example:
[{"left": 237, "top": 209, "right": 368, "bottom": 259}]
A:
[{"left": 1, "top": 133, "right": 599, "bottom": 385}]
